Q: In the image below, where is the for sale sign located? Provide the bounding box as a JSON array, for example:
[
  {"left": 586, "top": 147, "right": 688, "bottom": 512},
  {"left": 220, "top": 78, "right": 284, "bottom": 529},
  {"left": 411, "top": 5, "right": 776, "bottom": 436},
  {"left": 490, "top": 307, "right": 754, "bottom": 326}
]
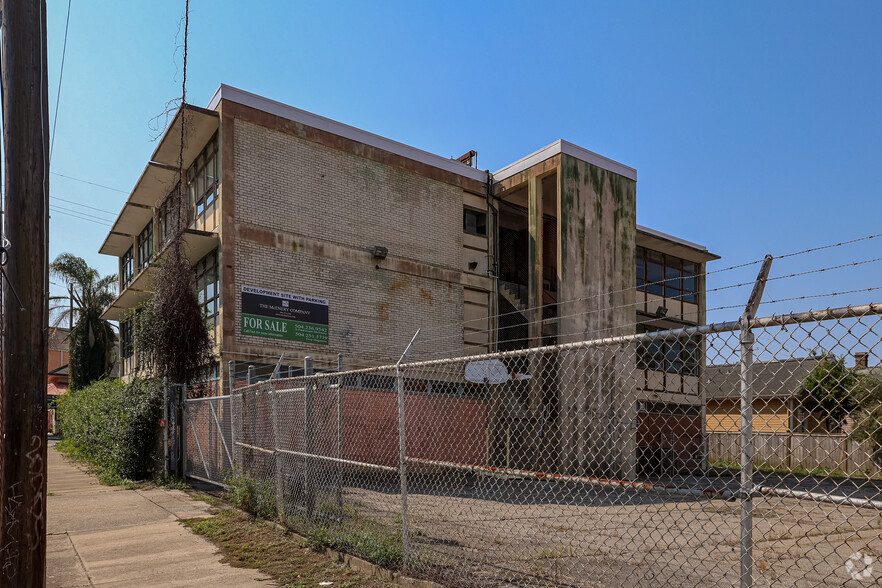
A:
[{"left": 241, "top": 286, "right": 329, "bottom": 345}]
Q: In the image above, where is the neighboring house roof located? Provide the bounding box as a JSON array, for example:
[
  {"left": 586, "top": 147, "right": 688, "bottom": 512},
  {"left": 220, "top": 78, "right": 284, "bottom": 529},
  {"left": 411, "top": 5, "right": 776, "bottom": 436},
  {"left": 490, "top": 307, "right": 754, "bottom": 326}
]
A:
[
  {"left": 49, "top": 364, "right": 69, "bottom": 377},
  {"left": 48, "top": 381, "right": 68, "bottom": 396},
  {"left": 705, "top": 356, "right": 823, "bottom": 400},
  {"left": 49, "top": 326, "right": 71, "bottom": 351}
]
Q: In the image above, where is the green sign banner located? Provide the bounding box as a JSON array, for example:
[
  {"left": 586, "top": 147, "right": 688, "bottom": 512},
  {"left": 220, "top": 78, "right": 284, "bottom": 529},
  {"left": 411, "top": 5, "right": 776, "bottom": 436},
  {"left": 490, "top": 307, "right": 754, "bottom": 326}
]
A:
[{"left": 241, "top": 286, "right": 329, "bottom": 345}]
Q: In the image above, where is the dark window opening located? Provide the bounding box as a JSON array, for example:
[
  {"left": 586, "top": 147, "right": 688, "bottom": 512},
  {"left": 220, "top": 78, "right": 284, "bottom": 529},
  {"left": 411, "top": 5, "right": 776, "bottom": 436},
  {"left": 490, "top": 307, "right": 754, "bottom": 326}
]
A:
[
  {"left": 637, "top": 325, "right": 700, "bottom": 376},
  {"left": 636, "top": 246, "right": 698, "bottom": 303},
  {"left": 121, "top": 247, "right": 135, "bottom": 288},
  {"left": 137, "top": 220, "right": 153, "bottom": 270},
  {"left": 463, "top": 208, "right": 487, "bottom": 236}
]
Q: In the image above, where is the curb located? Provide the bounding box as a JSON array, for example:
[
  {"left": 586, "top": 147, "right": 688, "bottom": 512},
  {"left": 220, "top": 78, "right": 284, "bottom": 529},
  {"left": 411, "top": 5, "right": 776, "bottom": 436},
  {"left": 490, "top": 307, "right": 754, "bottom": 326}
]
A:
[{"left": 270, "top": 522, "right": 445, "bottom": 588}]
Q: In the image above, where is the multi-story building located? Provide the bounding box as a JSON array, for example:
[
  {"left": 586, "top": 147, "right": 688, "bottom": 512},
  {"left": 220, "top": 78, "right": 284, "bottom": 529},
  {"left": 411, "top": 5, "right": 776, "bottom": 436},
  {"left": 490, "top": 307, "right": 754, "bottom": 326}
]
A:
[{"left": 99, "top": 85, "right": 717, "bottom": 475}]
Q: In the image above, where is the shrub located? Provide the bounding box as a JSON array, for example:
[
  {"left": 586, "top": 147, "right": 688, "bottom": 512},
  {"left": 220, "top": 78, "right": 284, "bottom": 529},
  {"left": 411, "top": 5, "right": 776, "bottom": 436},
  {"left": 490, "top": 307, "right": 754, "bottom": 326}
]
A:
[
  {"left": 56, "top": 378, "right": 163, "bottom": 482},
  {"left": 226, "top": 470, "right": 277, "bottom": 520}
]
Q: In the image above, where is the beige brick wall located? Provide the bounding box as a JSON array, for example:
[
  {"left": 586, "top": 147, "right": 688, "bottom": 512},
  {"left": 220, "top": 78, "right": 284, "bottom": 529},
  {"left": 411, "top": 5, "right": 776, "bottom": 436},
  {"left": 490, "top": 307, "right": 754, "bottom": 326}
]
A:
[
  {"left": 234, "top": 241, "right": 464, "bottom": 362},
  {"left": 234, "top": 120, "right": 463, "bottom": 270},
  {"left": 229, "top": 118, "right": 484, "bottom": 364}
]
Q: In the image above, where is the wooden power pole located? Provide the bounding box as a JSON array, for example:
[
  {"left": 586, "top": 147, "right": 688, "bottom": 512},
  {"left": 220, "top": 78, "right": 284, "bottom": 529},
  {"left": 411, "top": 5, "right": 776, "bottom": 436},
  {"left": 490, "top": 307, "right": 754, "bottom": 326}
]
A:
[{"left": 0, "top": 0, "right": 50, "bottom": 585}]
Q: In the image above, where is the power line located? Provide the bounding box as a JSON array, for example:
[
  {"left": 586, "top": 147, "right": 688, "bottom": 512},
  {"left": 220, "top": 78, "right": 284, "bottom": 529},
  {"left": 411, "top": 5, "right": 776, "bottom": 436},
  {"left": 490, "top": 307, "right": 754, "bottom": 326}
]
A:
[
  {"left": 50, "top": 171, "right": 128, "bottom": 194},
  {"left": 51, "top": 195, "right": 116, "bottom": 216},
  {"left": 49, "top": 206, "right": 112, "bottom": 227},
  {"left": 49, "top": 0, "right": 72, "bottom": 160},
  {"left": 50, "top": 203, "right": 114, "bottom": 223}
]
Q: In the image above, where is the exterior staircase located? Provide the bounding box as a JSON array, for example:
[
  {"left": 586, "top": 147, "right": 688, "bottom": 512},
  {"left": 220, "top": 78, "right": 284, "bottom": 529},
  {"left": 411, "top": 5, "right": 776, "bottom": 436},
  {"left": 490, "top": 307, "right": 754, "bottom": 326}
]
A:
[{"left": 498, "top": 281, "right": 529, "bottom": 313}]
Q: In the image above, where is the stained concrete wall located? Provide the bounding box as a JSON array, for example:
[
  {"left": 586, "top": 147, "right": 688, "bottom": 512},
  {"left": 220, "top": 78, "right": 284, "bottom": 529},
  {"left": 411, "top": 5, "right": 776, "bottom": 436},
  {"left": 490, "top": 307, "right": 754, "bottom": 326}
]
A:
[{"left": 556, "top": 154, "right": 637, "bottom": 478}]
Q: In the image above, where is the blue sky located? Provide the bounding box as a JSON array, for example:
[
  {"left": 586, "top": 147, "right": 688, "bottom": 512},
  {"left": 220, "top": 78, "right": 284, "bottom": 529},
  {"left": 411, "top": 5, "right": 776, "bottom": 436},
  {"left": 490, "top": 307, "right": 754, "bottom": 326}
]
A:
[{"left": 44, "top": 1, "right": 882, "bottom": 324}]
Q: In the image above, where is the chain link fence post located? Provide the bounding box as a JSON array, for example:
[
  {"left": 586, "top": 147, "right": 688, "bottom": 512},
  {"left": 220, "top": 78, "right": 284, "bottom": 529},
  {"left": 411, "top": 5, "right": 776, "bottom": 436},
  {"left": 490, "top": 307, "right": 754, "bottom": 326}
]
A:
[
  {"left": 739, "top": 325, "right": 755, "bottom": 588},
  {"left": 163, "top": 377, "right": 169, "bottom": 479},
  {"left": 397, "top": 330, "right": 419, "bottom": 570},
  {"left": 337, "top": 353, "right": 344, "bottom": 521},
  {"left": 270, "top": 377, "right": 285, "bottom": 523},
  {"left": 228, "top": 360, "right": 237, "bottom": 467},
  {"left": 304, "top": 356, "right": 315, "bottom": 517},
  {"left": 738, "top": 254, "right": 772, "bottom": 588},
  {"left": 181, "top": 384, "right": 188, "bottom": 481},
  {"left": 397, "top": 363, "right": 410, "bottom": 569}
]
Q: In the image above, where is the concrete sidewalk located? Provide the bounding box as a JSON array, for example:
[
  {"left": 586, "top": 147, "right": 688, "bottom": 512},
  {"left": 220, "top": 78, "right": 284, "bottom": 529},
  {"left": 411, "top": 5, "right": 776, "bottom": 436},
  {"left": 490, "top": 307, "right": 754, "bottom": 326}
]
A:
[{"left": 47, "top": 440, "right": 276, "bottom": 587}]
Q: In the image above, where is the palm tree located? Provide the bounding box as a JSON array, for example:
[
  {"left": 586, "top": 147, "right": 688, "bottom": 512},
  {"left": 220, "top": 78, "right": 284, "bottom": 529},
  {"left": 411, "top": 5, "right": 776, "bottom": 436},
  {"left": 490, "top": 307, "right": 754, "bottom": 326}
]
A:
[{"left": 50, "top": 253, "right": 117, "bottom": 389}]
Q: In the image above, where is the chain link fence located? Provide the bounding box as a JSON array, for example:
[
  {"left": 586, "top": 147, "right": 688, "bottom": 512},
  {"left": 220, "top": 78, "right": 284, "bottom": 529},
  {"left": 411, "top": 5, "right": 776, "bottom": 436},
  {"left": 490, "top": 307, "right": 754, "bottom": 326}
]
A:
[{"left": 223, "top": 302, "right": 882, "bottom": 587}]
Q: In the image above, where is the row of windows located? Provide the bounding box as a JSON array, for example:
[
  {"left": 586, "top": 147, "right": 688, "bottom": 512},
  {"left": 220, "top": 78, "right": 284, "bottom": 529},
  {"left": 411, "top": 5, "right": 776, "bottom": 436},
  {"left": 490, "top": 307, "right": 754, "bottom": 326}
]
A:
[
  {"left": 137, "top": 220, "right": 153, "bottom": 270},
  {"left": 188, "top": 136, "right": 219, "bottom": 229},
  {"left": 121, "top": 247, "right": 135, "bottom": 288},
  {"left": 119, "top": 248, "right": 219, "bottom": 366},
  {"left": 195, "top": 249, "right": 219, "bottom": 328},
  {"left": 636, "top": 246, "right": 698, "bottom": 303},
  {"left": 636, "top": 325, "right": 701, "bottom": 376},
  {"left": 120, "top": 318, "right": 134, "bottom": 359}
]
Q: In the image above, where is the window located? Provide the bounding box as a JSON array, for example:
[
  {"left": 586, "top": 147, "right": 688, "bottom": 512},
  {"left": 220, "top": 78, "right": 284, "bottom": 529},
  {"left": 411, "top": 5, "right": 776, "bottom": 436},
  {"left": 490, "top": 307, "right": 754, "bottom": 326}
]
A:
[
  {"left": 121, "top": 247, "right": 135, "bottom": 288},
  {"left": 463, "top": 208, "right": 487, "bottom": 236},
  {"left": 195, "top": 249, "right": 219, "bottom": 328},
  {"left": 120, "top": 318, "right": 134, "bottom": 359},
  {"left": 137, "top": 220, "right": 153, "bottom": 270},
  {"left": 636, "top": 247, "right": 697, "bottom": 303},
  {"left": 157, "top": 188, "right": 180, "bottom": 245},
  {"left": 188, "top": 135, "right": 219, "bottom": 229},
  {"left": 637, "top": 325, "right": 700, "bottom": 376}
]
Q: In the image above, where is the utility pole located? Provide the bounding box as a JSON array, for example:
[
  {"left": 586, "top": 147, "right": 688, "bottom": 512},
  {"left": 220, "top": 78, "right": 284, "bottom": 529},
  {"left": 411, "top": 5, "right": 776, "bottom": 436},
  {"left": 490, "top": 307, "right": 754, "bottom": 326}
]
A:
[{"left": 0, "top": 0, "right": 50, "bottom": 585}]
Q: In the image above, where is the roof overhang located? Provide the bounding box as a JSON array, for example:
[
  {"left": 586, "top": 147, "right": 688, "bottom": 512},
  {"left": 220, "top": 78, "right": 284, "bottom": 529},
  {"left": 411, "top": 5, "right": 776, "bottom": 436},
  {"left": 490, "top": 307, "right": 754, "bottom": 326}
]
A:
[
  {"left": 100, "top": 230, "right": 219, "bottom": 321},
  {"left": 99, "top": 162, "right": 179, "bottom": 256},
  {"left": 179, "top": 229, "right": 219, "bottom": 265},
  {"left": 208, "top": 84, "right": 489, "bottom": 184},
  {"left": 492, "top": 139, "right": 638, "bottom": 184},
  {"left": 100, "top": 264, "right": 157, "bottom": 321},
  {"left": 637, "top": 225, "right": 720, "bottom": 264},
  {"left": 151, "top": 104, "right": 220, "bottom": 169}
]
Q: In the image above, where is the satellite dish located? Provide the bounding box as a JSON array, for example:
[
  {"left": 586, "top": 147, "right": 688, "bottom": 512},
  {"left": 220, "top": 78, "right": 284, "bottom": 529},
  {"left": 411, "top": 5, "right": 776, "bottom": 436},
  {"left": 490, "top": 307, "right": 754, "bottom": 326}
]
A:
[{"left": 464, "top": 359, "right": 509, "bottom": 384}]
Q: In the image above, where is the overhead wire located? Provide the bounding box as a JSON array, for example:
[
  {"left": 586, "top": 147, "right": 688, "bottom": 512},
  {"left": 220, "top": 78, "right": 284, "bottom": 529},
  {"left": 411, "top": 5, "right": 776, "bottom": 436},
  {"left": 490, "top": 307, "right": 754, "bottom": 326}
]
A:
[
  {"left": 50, "top": 171, "right": 129, "bottom": 194},
  {"left": 49, "top": 206, "right": 112, "bottom": 226},
  {"left": 51, "top": 196, "right": 116, "bottom": 216},
  {"left": 49, "top": 0, "right": 72, "bottom": 160}
]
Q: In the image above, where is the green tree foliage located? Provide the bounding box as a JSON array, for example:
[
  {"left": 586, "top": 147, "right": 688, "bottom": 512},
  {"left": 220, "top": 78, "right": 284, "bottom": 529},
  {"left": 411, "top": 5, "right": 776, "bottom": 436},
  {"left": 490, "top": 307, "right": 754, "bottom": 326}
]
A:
[
  {"left": 50, "top": 253, "right": 117, "bottom": 389},
  {"left": 800, "top": 356, "right": 862, "bottom": 433},
  {"left": 850, "top": 375, "right": 882, "bottom": 468},
  {"left": 56, "top": 378, "right": 163, "bottom": 482},
  {"left": 134, "top": 241, "right": 214, "bottom": 385}
]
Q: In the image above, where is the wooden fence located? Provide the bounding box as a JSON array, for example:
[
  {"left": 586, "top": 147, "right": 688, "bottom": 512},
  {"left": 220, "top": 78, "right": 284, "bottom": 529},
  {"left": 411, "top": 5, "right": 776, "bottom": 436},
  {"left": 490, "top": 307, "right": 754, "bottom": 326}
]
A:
[{"left": 707, "top": 431, "right": 882, "bottom": 477}]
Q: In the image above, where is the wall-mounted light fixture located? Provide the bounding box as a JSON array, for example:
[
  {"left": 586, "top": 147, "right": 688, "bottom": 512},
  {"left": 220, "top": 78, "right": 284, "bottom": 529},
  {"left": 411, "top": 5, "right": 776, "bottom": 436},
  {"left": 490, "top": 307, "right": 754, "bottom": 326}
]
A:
[
  {"left": 371, "top": 246, "right": 388, "bottom": 260},
  {"left": 655, "top": 305, "right": 668, "bottom": 319}
]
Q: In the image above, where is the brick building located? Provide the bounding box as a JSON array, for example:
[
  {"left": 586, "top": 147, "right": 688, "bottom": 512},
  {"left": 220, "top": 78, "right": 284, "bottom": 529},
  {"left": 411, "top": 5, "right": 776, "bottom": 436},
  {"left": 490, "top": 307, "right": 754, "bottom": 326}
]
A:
[{"left": 100, "top": 85, "right": 717, "bottom": 476}]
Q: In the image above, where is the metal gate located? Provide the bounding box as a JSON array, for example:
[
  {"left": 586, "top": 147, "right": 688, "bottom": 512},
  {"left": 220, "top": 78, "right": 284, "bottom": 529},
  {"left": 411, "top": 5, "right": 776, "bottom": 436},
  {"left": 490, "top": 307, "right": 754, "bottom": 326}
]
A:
[{"left": 183, "top": 394, "right": 235, "bottom": 486}]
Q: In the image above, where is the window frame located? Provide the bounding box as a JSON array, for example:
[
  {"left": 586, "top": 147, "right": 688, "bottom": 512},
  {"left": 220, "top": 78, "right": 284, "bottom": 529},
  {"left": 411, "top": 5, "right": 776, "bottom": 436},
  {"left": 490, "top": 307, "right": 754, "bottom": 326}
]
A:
[
  {"left": 636, "top": 325, "right": 701, "bottom": 377},
  {"left": 636, "top": 246, "right": 698, "bottom": 303},
  {"left": 194, "top": 248, "right": 219, "bottom": 329},
  {"left": 121, "top": 247, "right": 135, "bottom": 288},
  {"left": 137, "top": 220, "right": 154, "bottom": 270},
  {"left": 463, "top": 207, "right": 488, "bottom": 236},
  {"left": 187, "top": 135, "right": 219, "bottom": 229},
  {"left": 120, "top": 318, "right": 134, "bottom": 359}
]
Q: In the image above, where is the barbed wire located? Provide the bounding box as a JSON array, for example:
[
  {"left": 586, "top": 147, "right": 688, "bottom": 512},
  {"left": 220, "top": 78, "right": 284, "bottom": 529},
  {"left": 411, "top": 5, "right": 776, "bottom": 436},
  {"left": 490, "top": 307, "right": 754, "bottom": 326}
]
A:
[{"left": 319, "top": 255, "right": 882, "bottom": 363}]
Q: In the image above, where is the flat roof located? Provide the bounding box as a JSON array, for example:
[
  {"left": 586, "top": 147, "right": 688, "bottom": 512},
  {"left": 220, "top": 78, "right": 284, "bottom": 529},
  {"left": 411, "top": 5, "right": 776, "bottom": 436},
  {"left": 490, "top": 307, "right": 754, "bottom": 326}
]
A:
[
  {"left": 492, "top": 139, "right": 638, "bottom": 183},
  {"left": 209, "top": 84, "right": 489, "bottom": 184},
  {"left": 637, "top": 225, "right": 707, "bottom": 252}
]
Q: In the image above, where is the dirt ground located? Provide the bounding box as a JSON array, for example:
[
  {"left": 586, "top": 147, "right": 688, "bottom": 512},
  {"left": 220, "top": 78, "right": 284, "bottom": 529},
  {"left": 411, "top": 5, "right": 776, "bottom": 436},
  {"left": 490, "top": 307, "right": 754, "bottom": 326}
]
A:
[{"left": 331, "top": 473, "right": 882, "bottom": 588}]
